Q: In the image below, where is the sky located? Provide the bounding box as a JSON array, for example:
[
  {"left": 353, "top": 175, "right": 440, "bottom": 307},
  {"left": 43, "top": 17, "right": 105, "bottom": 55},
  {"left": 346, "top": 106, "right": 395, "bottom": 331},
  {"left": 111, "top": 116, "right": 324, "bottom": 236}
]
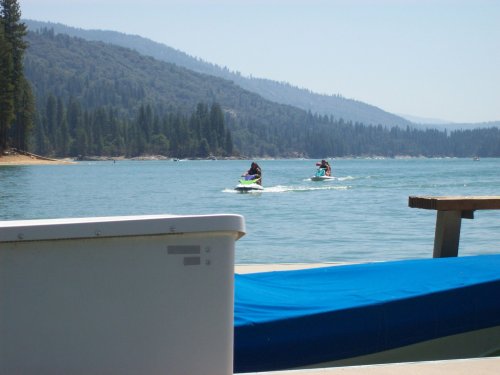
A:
[{"left": 19, "top": 0, "right": 500, "bottom": 124}]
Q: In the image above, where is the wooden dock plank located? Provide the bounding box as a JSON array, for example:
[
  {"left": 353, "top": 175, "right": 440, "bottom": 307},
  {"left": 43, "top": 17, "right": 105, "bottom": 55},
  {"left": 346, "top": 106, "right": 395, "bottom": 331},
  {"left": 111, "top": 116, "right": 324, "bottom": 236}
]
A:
[{"left": 409, "top": 196, "right": 500, "bottom": 211}]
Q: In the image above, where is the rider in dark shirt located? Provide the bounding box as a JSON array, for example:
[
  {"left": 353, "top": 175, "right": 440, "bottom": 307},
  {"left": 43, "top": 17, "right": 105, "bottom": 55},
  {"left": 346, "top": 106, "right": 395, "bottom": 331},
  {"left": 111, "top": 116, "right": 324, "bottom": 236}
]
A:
[{"left": 243, "top": 162, "right": 262, "bottom": 185}]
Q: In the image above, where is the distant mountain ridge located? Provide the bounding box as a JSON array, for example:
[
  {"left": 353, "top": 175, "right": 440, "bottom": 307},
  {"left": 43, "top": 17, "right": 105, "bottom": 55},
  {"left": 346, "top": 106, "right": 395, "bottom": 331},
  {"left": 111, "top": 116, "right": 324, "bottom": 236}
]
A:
[
  {"left": 24, "top": 19, "right": 415, "bottom": 128},
  {"left": 398, "top": 113, "right": 500, "bottom": 131},
  {"left": 398, "top": 114, "right": 452, "bottom": 125}
]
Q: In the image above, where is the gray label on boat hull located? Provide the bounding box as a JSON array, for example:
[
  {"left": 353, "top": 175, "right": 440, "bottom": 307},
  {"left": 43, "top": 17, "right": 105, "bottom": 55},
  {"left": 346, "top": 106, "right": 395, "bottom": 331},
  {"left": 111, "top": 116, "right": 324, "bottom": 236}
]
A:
[
  {"left": 183, "top": 256, "right": 201, "bottom": 266},
  {"left": 167, "top": 245, "right": 201, "bottom": 255},
  {"left": 168, "top": 245, "right": 203, "bottom": 266}
]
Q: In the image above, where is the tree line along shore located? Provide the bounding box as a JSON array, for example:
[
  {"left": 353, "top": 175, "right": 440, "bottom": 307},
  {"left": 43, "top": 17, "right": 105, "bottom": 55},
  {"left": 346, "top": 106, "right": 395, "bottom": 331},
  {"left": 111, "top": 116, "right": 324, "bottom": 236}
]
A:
[{"left": 2, "top": 1, "right": 500, "bottom": 162}]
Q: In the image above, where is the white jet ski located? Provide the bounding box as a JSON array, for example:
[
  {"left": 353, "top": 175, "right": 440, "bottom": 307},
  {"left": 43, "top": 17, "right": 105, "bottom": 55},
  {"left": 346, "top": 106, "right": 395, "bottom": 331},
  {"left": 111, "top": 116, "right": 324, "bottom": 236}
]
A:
[{"left": 311, "top": 168, "right": 334, "bottom": 181}]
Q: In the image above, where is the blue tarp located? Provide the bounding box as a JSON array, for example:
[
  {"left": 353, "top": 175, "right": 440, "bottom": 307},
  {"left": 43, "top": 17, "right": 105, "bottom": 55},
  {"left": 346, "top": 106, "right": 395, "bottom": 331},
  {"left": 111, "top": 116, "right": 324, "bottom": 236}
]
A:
[{"left": 234, "top": 255, "right": 500, "bottom": 372}]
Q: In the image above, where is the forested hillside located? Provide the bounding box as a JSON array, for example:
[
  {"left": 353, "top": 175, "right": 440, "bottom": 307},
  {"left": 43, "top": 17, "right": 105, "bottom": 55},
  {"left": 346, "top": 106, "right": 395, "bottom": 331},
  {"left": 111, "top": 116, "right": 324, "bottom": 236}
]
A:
[
  {"left": 24, "top": 19, "right": 414, "bottom": 128},
  {"left": 24, "top": 29, "right": 500, "bottom": 158},
  {"left": 24, "top": 29, "right": 310, "bottom": 157}
]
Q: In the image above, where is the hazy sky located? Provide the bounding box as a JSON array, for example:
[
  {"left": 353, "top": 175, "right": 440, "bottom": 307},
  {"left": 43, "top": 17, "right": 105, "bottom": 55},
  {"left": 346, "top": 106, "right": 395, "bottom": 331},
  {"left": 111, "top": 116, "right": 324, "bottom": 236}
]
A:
[{"left": 20, "top": 0, "right": 500, "bottom": 123}]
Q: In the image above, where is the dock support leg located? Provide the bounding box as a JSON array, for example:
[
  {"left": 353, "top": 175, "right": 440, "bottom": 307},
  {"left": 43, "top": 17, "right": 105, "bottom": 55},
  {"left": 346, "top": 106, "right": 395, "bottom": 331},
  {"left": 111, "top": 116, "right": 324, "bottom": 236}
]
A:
[{"left": 433, "top": 210, "right": 461, "bottom": 258}]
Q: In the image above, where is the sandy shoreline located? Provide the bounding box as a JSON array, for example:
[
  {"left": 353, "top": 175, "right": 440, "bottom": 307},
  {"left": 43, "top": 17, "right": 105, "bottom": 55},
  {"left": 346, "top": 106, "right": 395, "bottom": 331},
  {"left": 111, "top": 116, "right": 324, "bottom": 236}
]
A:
[{"left": 0, "top": 153, "right": 75, "bottom": 165}]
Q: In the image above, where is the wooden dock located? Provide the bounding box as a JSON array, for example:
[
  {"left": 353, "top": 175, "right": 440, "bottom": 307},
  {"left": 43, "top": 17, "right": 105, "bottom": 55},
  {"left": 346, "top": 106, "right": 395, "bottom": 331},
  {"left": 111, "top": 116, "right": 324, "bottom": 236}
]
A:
[{"left": 409, "top": 196, "right": 500, "bottom": 258}]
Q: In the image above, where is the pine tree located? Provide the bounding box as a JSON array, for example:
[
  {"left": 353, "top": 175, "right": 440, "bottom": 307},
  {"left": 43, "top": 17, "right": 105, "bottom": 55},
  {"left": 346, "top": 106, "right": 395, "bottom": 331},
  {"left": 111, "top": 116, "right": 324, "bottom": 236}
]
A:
[
  {"left": 0, "top": 20, "right": 14, "bottom": 152},
  {"left": 224, "top": 128, "right": 233, "bottom": 156},
  {"left": 0, "top": 0, "right": 33, "bottom": 152},
  {"left": 12, "top": 76, "right": 34, "bottom": 150},
  {"left": 45, "top": 94, "right": 57, "bottom": 152},
  {"left": 209, "top": 103, "right": 224, "bottom": 153}
]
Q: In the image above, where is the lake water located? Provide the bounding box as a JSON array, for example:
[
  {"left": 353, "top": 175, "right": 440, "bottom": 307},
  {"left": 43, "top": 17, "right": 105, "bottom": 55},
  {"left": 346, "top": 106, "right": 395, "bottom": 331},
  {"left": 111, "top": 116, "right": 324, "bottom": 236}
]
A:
[{"left": 1, "top": 158, "right": 499, "bottom": 264}]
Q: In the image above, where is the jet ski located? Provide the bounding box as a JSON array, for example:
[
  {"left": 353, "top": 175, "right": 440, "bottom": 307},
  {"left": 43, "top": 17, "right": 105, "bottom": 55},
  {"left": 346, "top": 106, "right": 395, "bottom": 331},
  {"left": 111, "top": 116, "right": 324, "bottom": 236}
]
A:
[
  {"left": 235, "top": 175, "right": 264, "bottom": 192},
  {"left": 311, "top": 168, "right": 334, "bottom": 181}
]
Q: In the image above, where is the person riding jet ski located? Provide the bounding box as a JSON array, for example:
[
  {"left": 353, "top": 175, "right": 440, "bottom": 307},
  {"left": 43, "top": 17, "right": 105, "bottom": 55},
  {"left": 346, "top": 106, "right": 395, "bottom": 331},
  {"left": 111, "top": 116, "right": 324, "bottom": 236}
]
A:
[{"left": 242, "top": 162, "right": 262, "bottom": 185}]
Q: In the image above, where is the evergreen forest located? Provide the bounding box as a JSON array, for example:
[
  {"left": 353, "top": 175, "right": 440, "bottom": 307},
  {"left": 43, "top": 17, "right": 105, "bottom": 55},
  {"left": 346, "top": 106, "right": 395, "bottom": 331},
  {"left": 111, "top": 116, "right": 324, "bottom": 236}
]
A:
[{"left": 2, "top": 10, "right": 500, "bottom": 159}]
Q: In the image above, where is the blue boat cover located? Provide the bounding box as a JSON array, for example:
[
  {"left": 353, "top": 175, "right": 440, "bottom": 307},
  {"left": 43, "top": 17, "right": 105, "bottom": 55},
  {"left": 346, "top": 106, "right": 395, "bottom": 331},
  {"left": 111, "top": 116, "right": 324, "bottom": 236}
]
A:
[{"left": 234, "top": 254, "right": 500, "bottom": 373}]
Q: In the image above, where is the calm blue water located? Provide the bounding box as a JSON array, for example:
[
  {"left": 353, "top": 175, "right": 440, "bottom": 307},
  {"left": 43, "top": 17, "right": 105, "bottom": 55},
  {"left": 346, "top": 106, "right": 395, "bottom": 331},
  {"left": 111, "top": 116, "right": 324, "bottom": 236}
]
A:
[{"left": 1, "top": 158, "right": 499, "bottom": 263}]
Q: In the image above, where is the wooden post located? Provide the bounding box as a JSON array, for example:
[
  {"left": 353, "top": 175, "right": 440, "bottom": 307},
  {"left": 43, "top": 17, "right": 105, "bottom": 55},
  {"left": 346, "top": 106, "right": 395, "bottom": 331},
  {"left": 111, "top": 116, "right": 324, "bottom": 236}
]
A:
[
  {"left": 433, "top": 210, "right": 462, "bottom": 258},
  {"left": 408, "top": 196, "right": 500, "bottom": 258}
]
